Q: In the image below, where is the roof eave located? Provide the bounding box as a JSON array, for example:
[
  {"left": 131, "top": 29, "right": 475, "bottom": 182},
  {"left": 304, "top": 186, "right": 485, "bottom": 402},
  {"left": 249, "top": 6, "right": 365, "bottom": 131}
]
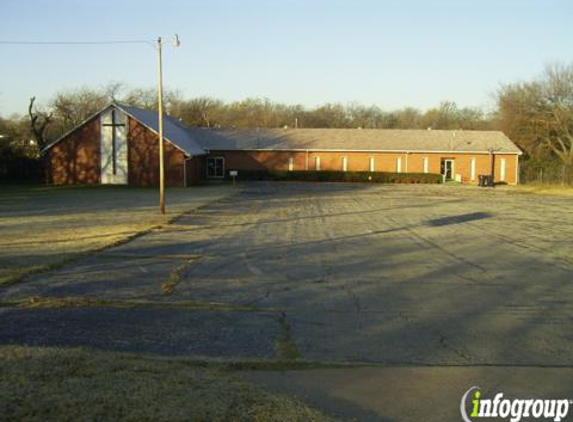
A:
[{"left": 206, "top": 147, "right": 523, "bottom": 154}]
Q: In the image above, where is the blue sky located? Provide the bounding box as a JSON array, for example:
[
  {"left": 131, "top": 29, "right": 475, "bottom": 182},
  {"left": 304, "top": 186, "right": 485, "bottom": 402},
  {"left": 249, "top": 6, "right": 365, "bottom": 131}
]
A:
[{"left": 1, "top": 0, "right": 571, "bottom": 116}]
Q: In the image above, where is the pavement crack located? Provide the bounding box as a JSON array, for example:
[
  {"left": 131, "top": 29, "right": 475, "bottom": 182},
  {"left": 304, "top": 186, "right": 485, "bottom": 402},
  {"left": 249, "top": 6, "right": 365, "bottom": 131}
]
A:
[
  {"left": 400, "top": 222, "right": 488, "bottom": 273},
  {"left": 437, "top": 330, "right": 473, "bottom": 362}
]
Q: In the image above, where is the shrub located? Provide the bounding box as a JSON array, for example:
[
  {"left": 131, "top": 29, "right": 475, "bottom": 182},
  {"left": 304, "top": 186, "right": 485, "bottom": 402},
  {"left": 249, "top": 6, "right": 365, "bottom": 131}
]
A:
[{"left": 227, "top": 170, "right": 442, "bottom": 184}]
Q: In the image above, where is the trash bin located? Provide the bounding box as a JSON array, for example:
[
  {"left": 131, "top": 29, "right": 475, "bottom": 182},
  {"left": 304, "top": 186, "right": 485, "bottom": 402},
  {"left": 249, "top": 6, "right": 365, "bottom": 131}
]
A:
[
  {"left": 486, "top": 175, "right": 494, "bottom": 187},
  {"left": 478, "top": 175, "right": 486, "bottom": 187}
]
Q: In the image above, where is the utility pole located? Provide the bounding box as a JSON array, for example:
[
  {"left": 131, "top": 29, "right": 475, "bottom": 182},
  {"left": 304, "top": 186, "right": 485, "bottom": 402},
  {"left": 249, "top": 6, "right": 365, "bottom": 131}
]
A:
[
  {"left": 488, "top": 148, "right": 495, "bottom": 187},
  {"left": 157, "top": 36, "right": 165, "bottom": 214},
  {"left": 156, "top": 34, "right": 180, "bottom": 214}
]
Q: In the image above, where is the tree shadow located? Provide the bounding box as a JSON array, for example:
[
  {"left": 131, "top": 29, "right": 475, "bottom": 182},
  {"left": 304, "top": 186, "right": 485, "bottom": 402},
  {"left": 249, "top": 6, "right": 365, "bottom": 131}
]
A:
[{"left": 425, "top": 212, "right": 494, "bottom": 227}]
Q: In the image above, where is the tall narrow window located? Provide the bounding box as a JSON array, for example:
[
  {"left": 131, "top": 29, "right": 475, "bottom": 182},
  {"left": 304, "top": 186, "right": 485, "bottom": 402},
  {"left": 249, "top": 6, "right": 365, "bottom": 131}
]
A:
[
  {"left": 342, "top": 156, "right": 348, "bottom": 172},
  {"left": 369, "top": 157, "right": 375, "bottom": 172},
  {"left": 315, "top": 156, "right": 321, "bottom": 171},
  {"left": 500, "top": 158, "right": 506, "bottom": 181},
  {"left": 423, "top": 157, "right": 429, "bottom": 174},
  {"left": 396, "top": 157, "right": 402, "bottom": 173},
  {"left": 470, "top": 158, "right": 476, "bottom": 181},
  {"left": 288, "top": 156, "right": 294, "bottom": 171}
]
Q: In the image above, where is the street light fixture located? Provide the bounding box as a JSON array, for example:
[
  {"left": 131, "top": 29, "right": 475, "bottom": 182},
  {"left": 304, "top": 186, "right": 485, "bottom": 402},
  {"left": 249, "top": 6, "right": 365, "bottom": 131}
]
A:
[{"left": 156, "top": 34, "right": 180, "bottom": 215}]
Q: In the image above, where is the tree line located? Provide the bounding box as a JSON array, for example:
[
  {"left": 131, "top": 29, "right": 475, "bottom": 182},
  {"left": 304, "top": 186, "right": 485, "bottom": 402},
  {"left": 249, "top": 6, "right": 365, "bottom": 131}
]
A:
[{"left": 1, "top": 63, "right": 572, "bottom": 181}]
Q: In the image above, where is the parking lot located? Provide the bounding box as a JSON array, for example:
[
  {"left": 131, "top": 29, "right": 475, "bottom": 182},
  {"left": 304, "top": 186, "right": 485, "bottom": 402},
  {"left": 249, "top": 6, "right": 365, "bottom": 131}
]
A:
[{"left": 2, "top": 182, "right": 573, "bottom": 420}]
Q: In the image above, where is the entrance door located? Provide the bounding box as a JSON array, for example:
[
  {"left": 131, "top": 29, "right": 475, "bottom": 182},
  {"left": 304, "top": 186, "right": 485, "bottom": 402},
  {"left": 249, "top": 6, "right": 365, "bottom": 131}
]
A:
[
  {"left": 206, "top": 157, "right": 225, "bottom": 178},
  {"left": 100, "top": 108, "right": 128, "bottom": 184},
  {"left": 440, "top": 159, "right": 454, "bottom": 180}
]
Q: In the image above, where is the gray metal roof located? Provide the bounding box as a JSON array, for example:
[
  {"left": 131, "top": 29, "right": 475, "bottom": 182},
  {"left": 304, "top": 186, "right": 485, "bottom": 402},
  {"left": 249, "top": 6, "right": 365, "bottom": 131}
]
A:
[
  {"left": 43, "top": 103, "right": 521, "bottom": 156},
  {"left": 190, "top": 128, "right": 522, "bottom": 154},
  {"left": 116, "top": 104, "right": 206, "bottom": 156},
  {"left": 43, "top": 103, "right": 207, "bottom": 156}
]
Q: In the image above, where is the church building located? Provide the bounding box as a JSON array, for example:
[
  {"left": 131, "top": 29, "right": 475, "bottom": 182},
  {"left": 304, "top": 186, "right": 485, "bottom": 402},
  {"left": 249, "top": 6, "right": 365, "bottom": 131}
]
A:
[{"left": 43, "top": 103, "right": 523, "bottom": 186}]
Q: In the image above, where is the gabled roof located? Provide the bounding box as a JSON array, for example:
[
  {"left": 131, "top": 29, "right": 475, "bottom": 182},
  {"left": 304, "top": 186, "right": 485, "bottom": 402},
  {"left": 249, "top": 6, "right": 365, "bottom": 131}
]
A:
[
  {"left": 43, "top": 103, "right": 522, "bottom": 156},
  {"left": 43, "top": 103, "right": 206, "bottom": 157},
  {"left": 189, "top": 128, "right": 523, "bottom": 154},
  {"left": 116, "top": 104, "right": 205, "bottom": 156}
]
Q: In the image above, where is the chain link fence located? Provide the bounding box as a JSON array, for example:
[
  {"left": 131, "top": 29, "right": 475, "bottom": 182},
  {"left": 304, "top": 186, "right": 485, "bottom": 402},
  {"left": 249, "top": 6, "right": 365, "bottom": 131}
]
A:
[{"left": 520, "top": 162, "right": 573, "bottom": 185}]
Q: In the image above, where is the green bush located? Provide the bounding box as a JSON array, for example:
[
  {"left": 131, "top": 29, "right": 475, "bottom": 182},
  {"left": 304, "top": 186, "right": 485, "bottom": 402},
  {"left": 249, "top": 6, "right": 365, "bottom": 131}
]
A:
[{"left": 227, "top": 170, "right": 442, "bottom": 184}]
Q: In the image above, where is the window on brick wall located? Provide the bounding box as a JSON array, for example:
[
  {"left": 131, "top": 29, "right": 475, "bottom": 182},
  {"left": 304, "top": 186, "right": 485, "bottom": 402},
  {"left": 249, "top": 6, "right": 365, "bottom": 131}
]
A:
[
  {"left": 206, "top": 157, "right": 225, "bottom": 178},
  {"left": 342, "top": 156, "right": 348, "bottom": 172}
]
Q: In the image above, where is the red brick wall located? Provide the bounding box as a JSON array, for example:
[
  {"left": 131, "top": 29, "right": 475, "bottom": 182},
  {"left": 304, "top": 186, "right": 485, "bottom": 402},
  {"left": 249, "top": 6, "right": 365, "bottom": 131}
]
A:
[
  {"left": 47, "top": 117, "right": 101, "bottom": 185},
  {"left": 185, "top": 156, "right": 205, "bottom": 186},
  {"left": 208, "top": 150, "right": 520, "bottom": 184},
  {"left": 127, "top": 118, "right": 186, "bottom": 187},
  {"left": 47, "top": 118, "right": 520, "bottom": 187}
]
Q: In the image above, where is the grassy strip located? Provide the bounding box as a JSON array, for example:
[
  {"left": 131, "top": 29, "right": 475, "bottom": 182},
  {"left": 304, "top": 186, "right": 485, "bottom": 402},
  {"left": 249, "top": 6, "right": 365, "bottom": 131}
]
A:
[
  {"left": 97, "top": 253, "right": 202, "bottom": 261},
  {"left": 0, "top": 346, "right": 341, "bottom": 422},
  {"left": 507, "top": 184, "right": 573, "bottom": 197},
  {"left": 274, "top": 313, "right": 303, "bottom": 360},
  {"left": 0, "top": 296, "right": 282, "bottom": 313},
  {"left": 161, "top": 259, "right": 195, "bottom": 296},
  {"left": 0, "top": 264, "right": 59, "bottom": 287},
  {"left": 0, "top": 228, "right": 155, "bottom": 287}
]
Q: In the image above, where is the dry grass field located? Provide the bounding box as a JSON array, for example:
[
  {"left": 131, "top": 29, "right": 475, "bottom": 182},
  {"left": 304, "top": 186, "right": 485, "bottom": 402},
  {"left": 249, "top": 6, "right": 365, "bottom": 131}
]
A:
[
  {"left": 0, "top": 346, "right": 339, "bottom": 422},
  {"left": 504, "top": 183, "right": 573, "bottom": 197},
  {"left": 0, "top": 184, "right": 234, "bottom": 285}
]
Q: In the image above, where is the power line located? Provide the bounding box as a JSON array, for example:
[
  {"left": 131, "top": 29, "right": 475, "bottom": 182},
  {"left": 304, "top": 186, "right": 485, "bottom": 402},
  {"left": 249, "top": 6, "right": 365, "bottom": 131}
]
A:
[{"left": 0, "top": 40, "right": 153, "bottom": 45}]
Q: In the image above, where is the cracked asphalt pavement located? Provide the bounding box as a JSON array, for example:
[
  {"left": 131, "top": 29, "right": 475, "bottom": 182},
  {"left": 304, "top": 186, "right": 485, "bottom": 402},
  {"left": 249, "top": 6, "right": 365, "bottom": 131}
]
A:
[{"left": 2, "top": 182, "right": 573, "bottom": 420}]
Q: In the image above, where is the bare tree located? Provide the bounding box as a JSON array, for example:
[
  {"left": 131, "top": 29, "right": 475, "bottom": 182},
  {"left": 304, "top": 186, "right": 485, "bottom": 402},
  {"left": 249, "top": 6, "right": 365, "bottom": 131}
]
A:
[
  {"left": 541, "top": 64, "right": 573, "bottom": 166},
  {"left": 28, "top": 97, "right": 53, "bottom": 150},
  {"left": 103, "top": 82, "right": 125, "bottom": 102},
  {"left": 496, "top": 63, "right": 573, "bottom": 167},
  {"left": 51, "top": 88, "right": 108, "bottom": 133}
]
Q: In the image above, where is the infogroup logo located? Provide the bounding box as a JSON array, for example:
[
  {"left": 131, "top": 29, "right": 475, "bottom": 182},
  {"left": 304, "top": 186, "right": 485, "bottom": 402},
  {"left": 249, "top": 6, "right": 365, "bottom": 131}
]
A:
[{"left": 460, "top": 386, "right": 572, "bottom": 422}]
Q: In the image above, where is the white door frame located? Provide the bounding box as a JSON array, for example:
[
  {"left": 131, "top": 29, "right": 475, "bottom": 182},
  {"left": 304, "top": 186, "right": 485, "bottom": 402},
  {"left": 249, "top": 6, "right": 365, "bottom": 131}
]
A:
[{"left": 442, "top": 158, "right": 455, "bottom": 180}]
